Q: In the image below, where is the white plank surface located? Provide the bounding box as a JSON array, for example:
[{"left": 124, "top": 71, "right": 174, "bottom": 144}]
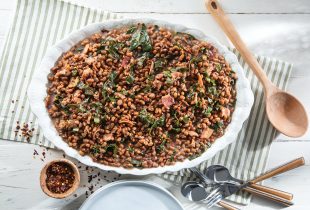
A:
[
  {"left": 0, "top": 0, "right": 310, "bottom": 210},
  {"left": 71, "top": 0, "right": 310, "bottom": 14}
]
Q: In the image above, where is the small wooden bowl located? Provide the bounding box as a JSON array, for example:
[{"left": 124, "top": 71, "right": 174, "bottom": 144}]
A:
[{"left": 40, "top": 159, "right": 80, "bottom": 199}]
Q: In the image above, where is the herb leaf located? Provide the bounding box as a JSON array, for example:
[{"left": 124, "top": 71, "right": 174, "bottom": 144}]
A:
[
  {"left": 202, "top": 107, "right": 213, "bottom": 117},
  {"left": 130, "top": 24, "right": 152, "bottom": 52},
  {"left": 91, "top": 145, "right": 100, "bottom": 155},
  {"left": 156, "top": 139, "right": 166, "bottom": 153},
  {"left": 131, "top": 159, "right": 142, "bottom": 167},
  {"left": 126, "top": 25, "right": 137, "bottom": 34},
  {"left": 102, "top": 71, "right": 118, "bottom": 101},
  {"left": 93, "top": 116, "right": 100, "bottom": 124},
  {"left": 126, "top": 72, "right": 135, "bottom": 84},
  {"left": 139, "top": 109, "right": 165, "bottom": 131},
  {"left": 105, "top": 143, "right": 118, "bottom": 155},
  {"left": 215, "top": 63, "right": 222, "bottom": 72},
  {"left": 77, "top": 82, "right": 94, "bottom": 95}
]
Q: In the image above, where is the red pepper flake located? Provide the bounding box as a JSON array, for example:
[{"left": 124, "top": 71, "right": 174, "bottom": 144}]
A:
[
  {"left": 15, "top": 121, "right": 35, "bottom": 142},
  {"left": 46, "top": 162, "right": 75, "bottom": 194},
  {"left": 33, "top": 149, "right": 39, "bottom": 156},
  {"left": 88, "top": 185, "right": 94, "bottom": 194},
  {"left": 88, "top": 175, "right": 93, "bottom": 183},
  {"left": 42, "top": 152, "right": 46, "bottom": 159}
]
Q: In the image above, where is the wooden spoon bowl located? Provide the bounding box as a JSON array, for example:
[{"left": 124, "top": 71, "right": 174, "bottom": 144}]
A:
[
  {"left": 40, "top": 159, "right": 80, "bottom": 199},
  {"left": 267, "top": 90, "right": 308, "bottom": 137}
]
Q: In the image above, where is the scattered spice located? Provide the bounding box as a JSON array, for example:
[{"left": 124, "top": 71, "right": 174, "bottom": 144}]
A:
[
  {"left": 33, "top": 149, "right": 39, "bottom": 156},
  {"left": 46, "top": 162, "right": 75, "bottom": 194},
  {"left": 15, "top": 121, "right": 35, "bottom": 142}
]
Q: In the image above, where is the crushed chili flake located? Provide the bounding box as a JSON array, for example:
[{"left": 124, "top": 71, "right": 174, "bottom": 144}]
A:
[
  {"left": 33, "top": 149, "right": 39, "bottom": 156},
  {"left": 87, "top": 175, "right": 93, "bottom": 183},
  {"left": 46, "top": 162, "right": 75, "bottom": 194},
  {"left": 15, "top": 121, "right": 35, "bottom": 142}
]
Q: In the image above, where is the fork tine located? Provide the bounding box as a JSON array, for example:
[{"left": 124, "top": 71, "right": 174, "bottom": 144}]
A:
[
  {"left": 206, "top": 193, "right": 222, "bottom": 208},
  {"left": 205, "top": 187, "right": 220, "bottom": 201},
  {"left": 204, "top": 190, "right": 221, "bottom": 204}
]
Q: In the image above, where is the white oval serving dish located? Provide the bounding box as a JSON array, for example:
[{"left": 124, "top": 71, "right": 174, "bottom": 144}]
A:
[{"left": 27, "top": 18, "right": 254, "bottom": 175}]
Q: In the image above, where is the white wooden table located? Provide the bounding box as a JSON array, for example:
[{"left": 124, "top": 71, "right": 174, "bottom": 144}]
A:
[{"left": 1, "top": 0, "right": 310, "bottom": 209}]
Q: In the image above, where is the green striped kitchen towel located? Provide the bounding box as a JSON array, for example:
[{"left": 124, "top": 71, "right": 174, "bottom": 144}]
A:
[{"left": 0, "top": 0, "right": 292, "bottom": 206}]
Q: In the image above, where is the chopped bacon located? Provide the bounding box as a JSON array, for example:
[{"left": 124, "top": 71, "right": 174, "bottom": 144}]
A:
[
  {"left": 188, "top": 131, "right": 199, "bottom": 137},
  {"left": 121, "top": 56, "right": 130, "bottom": 67},
  {"left": 68, "top": 77, "right": 79, "bottom": 88},
  {"left": 149, "top": 61, "right": 154, "bottom": 74},
  {"left": 201, "top": 127, "right": 214, "bottom": 139},
  {"left": 221, "top": 107, "right": 230, "bottom": 119},
  {"left": 115, "top": 92, "right": 126, "bottom": 99},
  {"left": 85, "top": 57, "right": 95, "bottom": 65},
  {"left": 103, "top": 133, "right": 114, "bottom": 142},
  {"left": 206, "top": 66, "right": 213, "bottom": 75},
  {"left": 155, "top": 73, "right": 164, "bottom": 80},
  {"left": 152, "top": 80, "right": 163, "bottom": 90},
  {"left": 171, "top": 71, "right": 183, "bottom": 79},
  {"left": 197, "top": 73, "right": 204, "bottom": 88},
  {"left": 161, "top": 94, "right": 175, "bottom": 108},
  {"left": 82, "top": 44, "right": 89, "bottom": 54},
  {"left": 81, "top": 68, "right": 93, "bottom": 79},
  {"left": 119, "top": 119, "right": 134, "bottom": 126}
]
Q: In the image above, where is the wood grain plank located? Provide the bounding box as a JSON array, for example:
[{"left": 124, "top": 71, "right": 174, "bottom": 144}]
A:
[
  {"left": 0, "top": 37, "right": 4, "bottom": 52},
  {"left": 3, "top": 0, "right": 309, "bottom": 14},
  {"left": 0, "top": 0, "right": 15, "bottom": 10},
  {"left": 0, "top": 142, "right": 309, "bottom": 209},
  {"left": 67, "top": 0, "right": 310, "bottom": 14},
  {"left": 0, "top": 10, "right": 12, "bottom": 36}
]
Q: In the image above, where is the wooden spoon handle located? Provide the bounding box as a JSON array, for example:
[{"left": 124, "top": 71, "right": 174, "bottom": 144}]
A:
[
  {"left": 250, "top": 157, "right": 305, "bottom": 183},
  {"left": 205, "top": 0, "right": 273, "bottom": 92},
  {"left": 246, "top": 184, "right": 293, "bottom": 200},
  {"left": 245, "top": 157, "right": 305, "bottom": 201},
  {"left": 244, "top": 187, "right": 294, "bottom": 206},
  {"left": 218, "top": 201, "right": 240, "bottom": 210}
]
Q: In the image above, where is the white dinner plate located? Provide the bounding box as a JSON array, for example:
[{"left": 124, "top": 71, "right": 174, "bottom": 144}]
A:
[{"left": 79, "top": 180, "right": 184, "bottom": 210}]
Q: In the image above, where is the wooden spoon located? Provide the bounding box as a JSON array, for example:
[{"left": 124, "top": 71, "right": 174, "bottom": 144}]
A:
[{"left": 205, "top": 0, "right": 308, "bottom": 137}]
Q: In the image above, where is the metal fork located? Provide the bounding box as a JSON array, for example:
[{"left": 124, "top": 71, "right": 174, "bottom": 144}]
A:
[
  {"left": 190, "top": 167, "right": 214, "bottom": 186},
  {"left": 190, "top": 168, "right": 239, "bottom": 210},
  {"left": 190, "top": 167, "right": 224, "bottom": 207},
  {"left": 204, "top": 187, "right": 223, "bottom": 208}
]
